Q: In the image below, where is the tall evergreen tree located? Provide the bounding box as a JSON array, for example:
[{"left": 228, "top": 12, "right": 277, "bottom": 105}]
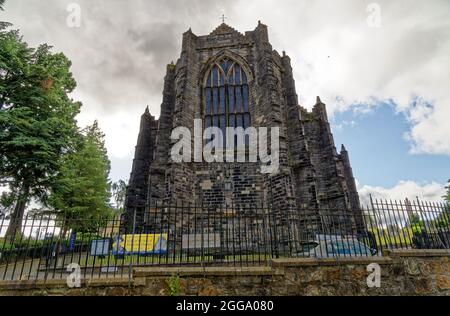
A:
[
  {"left": 111, "top": 180, "right": 127, "bottom": 212},
  {"left": 0, "top": 27, "right": 80, "bottom": 239},
  {"left": 47, "top": 121, "right": 112, "bottom": 234}
]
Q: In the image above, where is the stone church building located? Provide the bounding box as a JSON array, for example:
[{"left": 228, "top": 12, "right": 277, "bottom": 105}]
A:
[{"left": 124, "top": 22, "right": 362, "bottom": 234}]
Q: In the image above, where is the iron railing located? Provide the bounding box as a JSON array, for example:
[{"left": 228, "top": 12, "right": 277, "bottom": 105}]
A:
[{"left": 0, "top": 197, "right": 449, "bottom": 281}]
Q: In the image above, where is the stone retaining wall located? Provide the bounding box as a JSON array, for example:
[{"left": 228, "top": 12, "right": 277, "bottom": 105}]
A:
[{"left": 0, "top": 250, "right": 448, "bottom": 296}]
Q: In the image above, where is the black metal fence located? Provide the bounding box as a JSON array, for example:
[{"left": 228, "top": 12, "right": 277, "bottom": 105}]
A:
[{"left": 0, "top": 197, "right": 449, "bottom": 281}]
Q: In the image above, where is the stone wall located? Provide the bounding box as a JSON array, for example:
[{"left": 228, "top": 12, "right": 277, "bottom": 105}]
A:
[{"left": 0, "top": 250, "right": 448, "bottom": 296}]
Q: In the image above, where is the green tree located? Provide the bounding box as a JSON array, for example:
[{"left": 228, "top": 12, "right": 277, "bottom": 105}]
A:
[
  {"left": 408, "top": 213, "right": 421, "bottom": 226},
  {"left": 408, "top": 213, "right": 425, "bottom": 233},
  {"left": 432, "top": 212, "right": 449, "bottom": 229},
  {"left": 0, "top": 28, "right": 80, "bottom": 239},
  {"left": 0, "top": 190, "right": 15, "bottom": 213},
  {"left": 111, "top": 180, "right": 127, "bottom": 213},
  {"left": 47, "top": 121, "right": 112, "bottom": 234}
]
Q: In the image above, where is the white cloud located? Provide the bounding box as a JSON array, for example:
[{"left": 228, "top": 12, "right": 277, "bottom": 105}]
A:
[
  {"left": 74, "top": 92, "right": 145, "bottom": 182},
  {"left": 272, "top": 0, "right": 450, "bottom": 156},
  {"left": 75, "top": 95, "right": 142, "bottom": 160},
  {"left": 403, "top": 98, "right": 450, "bottom": 155},
  {"left": 357, "top": 180, "right": 446, "bottom": 206},
  {"left": 232, "top": 0, "right": 450, "bottom": 155}
]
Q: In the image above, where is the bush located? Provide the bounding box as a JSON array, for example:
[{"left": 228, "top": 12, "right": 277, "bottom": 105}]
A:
[{"left": 167, "top": 274, "right": 181, "bottom": 296}]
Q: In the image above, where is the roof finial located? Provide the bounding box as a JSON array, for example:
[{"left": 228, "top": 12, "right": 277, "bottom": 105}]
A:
[{"left": 221, "top": 14, "right": 227, "bottom": 24}]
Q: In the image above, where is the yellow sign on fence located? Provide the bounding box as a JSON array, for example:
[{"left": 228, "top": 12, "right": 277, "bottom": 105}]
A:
[{"left": 112, "top": 234, "right": 168, "bottom": 255}]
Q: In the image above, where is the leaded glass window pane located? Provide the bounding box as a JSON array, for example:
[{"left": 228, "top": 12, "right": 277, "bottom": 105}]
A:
[
  {"left": 229, "top": 114, "right": 235, "bottom": 128},
  {"left": 205, "top": 115, "right": 212, "bottom": 142},
  {"left": 213, "top": 87, "right": 219, "bottom": 113},
  {"left": 212, "top": 67, "right": 218, "bottom": 87},
  {"left": 221, "top": 59, "right": 230, "bottom": 76},
  {"left": 219, "top": 87, "right": 225, "bottom": 114},
  {"left": 228, "top": 68, "right": 235, "bottom": 85},
  {"left": 244, "top": 114, "right": 250, "bottom": 129},
  {"left": 213, "top": 116, "right": 219, "bottom": 129},
  {"left": 235, "top": 87, "right": 242, "bottom": 112},
  {"left": 228, "top": 87, "right": 235, "bottom": 113},
  {"left": 220, "top": 115, "right": 226, "bottom": 147},
  {"left": 205, "top": 88, "right": 211, "bottom": 114},
  {"left": 236, "top": 114, "right": 243, "bottom": 128},
  {"left": 235, "top": 65, "right": 241, "bottom": 85},
  {"left": 243, "top": 85, "right": 249, "bottom": 112}
]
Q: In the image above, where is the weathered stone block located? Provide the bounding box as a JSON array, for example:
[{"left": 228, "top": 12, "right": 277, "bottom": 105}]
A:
[
  {"left": 436, "top": 275, "right": 450, "bottom": 290},
  {"left": 403, "top": 258, "right": 421, "bottom": 276}
]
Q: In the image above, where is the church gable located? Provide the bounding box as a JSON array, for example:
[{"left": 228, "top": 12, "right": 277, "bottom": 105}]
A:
[
  {"left": 209, "top": 23, "right": 243, "bottom": 37},
  {"left": 125, "top": 22, "right": 362, "bottom": 234}
]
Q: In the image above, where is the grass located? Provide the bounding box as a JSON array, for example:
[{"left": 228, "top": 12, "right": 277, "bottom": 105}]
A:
[
  {"left": 0, "top": 237, "right": 56, "bottom": 250},
  {"left": 0, "top": 238, "right": 15, "bottom": 251},
  {"left": 368, "top": 227, "right": 419, "bottom": 247}
]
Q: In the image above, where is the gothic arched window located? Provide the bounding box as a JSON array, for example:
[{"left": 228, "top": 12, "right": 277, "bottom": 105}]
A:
[{"left": 203, "top": 58, "right": 251, "bottom": 146}]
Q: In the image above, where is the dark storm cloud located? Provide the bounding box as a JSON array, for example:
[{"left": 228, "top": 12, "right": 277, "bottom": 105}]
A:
[
  {"left": 2, "top": 0, "right": 236, "bottom": 114},
  {"left": 128, "top": 23, "right": 180, "bottom": 65}
]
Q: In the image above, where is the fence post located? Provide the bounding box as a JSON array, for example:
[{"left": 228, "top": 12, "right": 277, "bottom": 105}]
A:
[{"left": 128, "top": 208, "right": 137, "bottom": 289}]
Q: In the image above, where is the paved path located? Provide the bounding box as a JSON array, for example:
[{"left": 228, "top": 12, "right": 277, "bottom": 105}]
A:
[{"left": 0, "top": 253, "right": 129, "bottom": 281}]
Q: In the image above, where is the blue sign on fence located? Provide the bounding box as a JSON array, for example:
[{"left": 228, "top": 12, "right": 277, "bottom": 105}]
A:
[
  {"left": 90, "top": 239, "right": 111, "bottom": 256},
  {"left": 69, "top": 233, "right": 77, "bottom": 251}
]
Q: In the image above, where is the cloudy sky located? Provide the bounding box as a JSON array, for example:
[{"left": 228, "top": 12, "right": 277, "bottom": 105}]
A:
[{"left": 1, "top": 0, "right": 449, "bottom": 205}]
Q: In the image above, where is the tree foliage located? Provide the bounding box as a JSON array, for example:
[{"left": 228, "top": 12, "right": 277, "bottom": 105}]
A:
[
  {"left": 0, "top": 27, "right": 80, "bottom": 238},
  {"left": 47, "top": 121, "right": 112, "bottom": 233},
  {"left": 111, "top": 180, "right": 127, "bottom": 212},
  {"left": 0, "top": 190, "right": 15, "bottom": 209},
  {"left": 0, "top": 189, "right": 14, "bottom": 217},
  {"left": 0, "top": 3, "right": 113, "bottom": 238}
]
